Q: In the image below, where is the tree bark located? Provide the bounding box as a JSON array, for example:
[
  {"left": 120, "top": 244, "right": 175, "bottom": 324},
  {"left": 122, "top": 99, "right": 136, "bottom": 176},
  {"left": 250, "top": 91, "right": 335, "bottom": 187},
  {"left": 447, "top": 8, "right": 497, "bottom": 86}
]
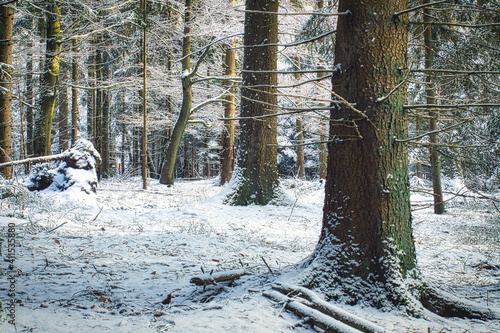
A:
[
  {"left": 302, "top": 0, "right": 417, "bottom": 306},
  {"left": 296, "top": 117, "right": 306, "bottom": 179},
  {"left": 220, "top": 38, "right": 236, "bottom": 185},
  {"left": 225, "top": 0, "right": 280, "bottom": 205},
  {"left": 141, "top": 0, "right": 148, "bottom": 189},
  {"left": 58, "top": 75, "right": 70, "bottom": 151},
  {"left": 0, "top": 2, "right": 15, "bottom": 178},
  {"left": 159, "top": 0, "right": 194, "bottom": 186},
  {"left": 34, "top": 0, "right": 62, "bottom": 157},
  {"left": 71, "top": 39, "right": 78, "bottom": 146},
  {"left": 424, "top": 0, "right": 444, "bottom": 214}
]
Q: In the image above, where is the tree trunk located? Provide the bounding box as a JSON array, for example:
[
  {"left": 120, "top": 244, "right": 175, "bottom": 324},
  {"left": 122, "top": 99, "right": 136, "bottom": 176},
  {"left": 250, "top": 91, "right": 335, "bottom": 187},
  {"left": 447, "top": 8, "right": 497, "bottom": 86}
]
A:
[
  {"left": 71, "top": 39, "right": 78, "bottom": 146},
  {"left": 101, "top": 86, "right": 110, "bottom": 177},
  {"left": 59, "top": 76, "right": 70, "bottom": 151},
  {"left": 317, "top": 67, "right": 327, "bottom": 180},
  {"left": 141, "top": 0, "right": 148, "bottom": 189},
  {"left": 34, "top": 0, "right": 62, "bottom": 157},
  {"left": 225, "top": 0, "right": 280, "bottom": 205},
  {"left": 301, "top": 0, "right": 417, "bottom": 306},
  {"left": 159, "top": 0, "right": 194, "bottom": 186},
  {"left": 183, "top": 139, "right": 190, "bottom": 178},
  {"left": 26, "top": 20, "right": 35, "bottom": 165},
  {"left": 220, "top": 38, "right": 236, "bottom": 185},
  {"left": 296, "top": 117, "right": 306, "bottom": 179},
  {"left": 424, "top": 1, "right": 444, "bottom": 214},
  {"left": 0, "top": 2, "right": 15, "bottom": 178}
]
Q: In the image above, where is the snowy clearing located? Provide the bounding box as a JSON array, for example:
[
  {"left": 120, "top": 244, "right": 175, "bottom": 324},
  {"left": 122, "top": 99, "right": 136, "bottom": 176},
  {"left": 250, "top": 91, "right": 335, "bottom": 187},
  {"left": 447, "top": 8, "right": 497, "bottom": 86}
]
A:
[{"left": 1, "top": 177, "right": 499, "bottom": 332}]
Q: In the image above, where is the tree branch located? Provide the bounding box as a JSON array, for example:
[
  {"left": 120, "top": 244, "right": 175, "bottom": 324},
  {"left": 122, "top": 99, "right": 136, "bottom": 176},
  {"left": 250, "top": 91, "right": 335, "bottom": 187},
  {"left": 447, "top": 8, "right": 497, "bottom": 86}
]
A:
[{"left": 394, "top": 0, "right": 446, "bottom": 17}]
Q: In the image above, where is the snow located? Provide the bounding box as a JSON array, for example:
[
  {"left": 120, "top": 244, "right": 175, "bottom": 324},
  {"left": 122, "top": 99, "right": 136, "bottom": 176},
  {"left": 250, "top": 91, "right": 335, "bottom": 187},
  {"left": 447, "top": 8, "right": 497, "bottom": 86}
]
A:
[{"left": 1, "top": 177, "right": 499, "bottom": 332}]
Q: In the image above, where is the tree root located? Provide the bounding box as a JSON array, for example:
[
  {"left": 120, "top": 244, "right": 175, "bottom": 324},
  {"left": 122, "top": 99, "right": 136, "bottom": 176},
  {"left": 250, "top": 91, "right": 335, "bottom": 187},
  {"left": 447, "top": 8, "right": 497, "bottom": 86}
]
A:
[{"left": 420, "top": 286, "right": 500, "bottom": 320}]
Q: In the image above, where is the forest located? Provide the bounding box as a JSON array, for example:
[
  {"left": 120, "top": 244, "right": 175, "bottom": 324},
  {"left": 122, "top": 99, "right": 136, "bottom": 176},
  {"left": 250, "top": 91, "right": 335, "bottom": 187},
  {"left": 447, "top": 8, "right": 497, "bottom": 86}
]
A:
[{"left": 1, "top": 0, "right": 500, "bottom": 332}]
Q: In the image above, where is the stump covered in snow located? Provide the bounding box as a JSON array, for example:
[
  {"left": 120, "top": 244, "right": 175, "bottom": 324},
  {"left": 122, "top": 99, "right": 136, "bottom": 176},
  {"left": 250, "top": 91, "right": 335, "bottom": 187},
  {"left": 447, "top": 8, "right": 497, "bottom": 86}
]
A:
[{"left": 27, "top": 139, "right": 101, "bottom": 194}]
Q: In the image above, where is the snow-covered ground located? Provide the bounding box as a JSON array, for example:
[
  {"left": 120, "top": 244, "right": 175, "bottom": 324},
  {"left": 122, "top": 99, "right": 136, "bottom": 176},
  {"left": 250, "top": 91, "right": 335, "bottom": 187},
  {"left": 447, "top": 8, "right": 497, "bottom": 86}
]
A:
[{"left": 1, "top": 177, "right": 499, "bottom": 332}]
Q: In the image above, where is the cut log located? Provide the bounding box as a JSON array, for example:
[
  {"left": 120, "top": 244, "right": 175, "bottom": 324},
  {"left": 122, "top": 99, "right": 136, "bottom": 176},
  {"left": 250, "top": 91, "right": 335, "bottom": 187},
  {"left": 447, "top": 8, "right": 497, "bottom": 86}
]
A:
[
  {"left": 272, "top": 282, "right": 385, "bottom": 333},
  {"left": 190, "top": 269, "right": 245, "bottom": 286},
  {"left": 264, "top": 290, "right": 363, "bottom": 333}
]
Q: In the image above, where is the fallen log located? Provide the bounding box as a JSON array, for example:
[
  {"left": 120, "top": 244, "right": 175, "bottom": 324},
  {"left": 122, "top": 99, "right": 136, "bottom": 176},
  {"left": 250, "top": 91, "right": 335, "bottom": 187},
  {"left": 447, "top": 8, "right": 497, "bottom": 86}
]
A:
[
  {"left": 264, "top": 290, "right": 363, "bottom": 333},
  {"left": 0, "top": 153, "right": 68, "bottom": 168},
  {"left": 190, "top": 269, "right": 245, "bottom": 286},
  {"left": 272, "top": 282, "right": 385, "bottom": 333}
]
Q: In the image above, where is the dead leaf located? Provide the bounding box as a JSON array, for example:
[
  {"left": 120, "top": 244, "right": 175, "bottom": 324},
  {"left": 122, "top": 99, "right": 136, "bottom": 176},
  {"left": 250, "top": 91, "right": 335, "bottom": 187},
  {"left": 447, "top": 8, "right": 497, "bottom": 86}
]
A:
[
  {"left": 54, "top": 239, "right": 60, "bottom": 244},
  {"left": 161, "top": 294, "right": 172, "bottom": 305},
  {"left": 151, "top": 271, "right": 157, "bottom": 275},
  {"left": 99, "top": 296, "right": 112, "bottom": 304}
]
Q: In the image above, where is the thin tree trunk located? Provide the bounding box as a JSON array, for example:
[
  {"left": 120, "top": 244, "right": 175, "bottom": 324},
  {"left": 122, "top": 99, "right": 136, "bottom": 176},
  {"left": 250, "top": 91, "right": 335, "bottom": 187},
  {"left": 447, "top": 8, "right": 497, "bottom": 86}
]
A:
[
  {"left": 59, "top": 77, "right": 70, "bottom": 151},
  {"left": 101, "top": 87, "right": 110, "bottom": 177},
  {"left": 87, "top": 52, "right": 96, "bottom": 144},
  {"left": 34, "top": 0, "right": 61, "bottom": 157},
  {"left": 220, "top": 37, "right": 236, "bottom": 185},
  {"left": 415, "top": 116, "right": 423, "bottom": 178},
  {"left": 141, "top": 0, "right": 148, "bottom": 189},
  {"left": 424, "top": 1, "right": 444, "bottom": 214},
  {"left": 0, "top": 2, "right": 14, "bottom": 178},
  {"left": 160, "top": 0, "right": 194, "bottom": 186},
  {"left": 296, "top": 117, "right": 305, "bottom": 179},
  {"left": 71, "top": 39, "right": 78, "bottom": 146},
  {"left": 25, "top": 21, "right": 35, "bottom": 164}
]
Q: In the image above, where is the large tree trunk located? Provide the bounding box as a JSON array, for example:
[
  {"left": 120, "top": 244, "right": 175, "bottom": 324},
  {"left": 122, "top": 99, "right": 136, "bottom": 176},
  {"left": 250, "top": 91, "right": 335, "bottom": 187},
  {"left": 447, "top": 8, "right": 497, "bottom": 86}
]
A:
[
  {"left": 424, "top": 1, "right": 444, "bottom": 214},
  {"left": 301, "top": 0, "right": 417, "bottom": 306},
  {"left": 34, "top": 0, "right": 62, "bottom": 157},
  {"left": 0, "top": 2, "right": 15, "bottom": 178},
  {"left": 220, "top": 39, "right": 236, "bottom": 185},
  {"left": 225, "top": 0, "right": 280, "bottom": 205},
  {"left": 159, "top": 0, "right": 194, "bottom": 186}
]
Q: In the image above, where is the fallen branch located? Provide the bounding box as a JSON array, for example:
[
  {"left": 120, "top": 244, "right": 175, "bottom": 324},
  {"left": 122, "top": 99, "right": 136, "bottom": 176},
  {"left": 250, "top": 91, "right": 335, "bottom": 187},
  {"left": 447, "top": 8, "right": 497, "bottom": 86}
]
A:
[
  {"left": 0, "top": 152, "right": 68, "bottom": 168},
  {"left": 271, "top": 283, "right": 385, "bottom": 333},
  {"left": 46, "top": 222, "right": 68, "bottom": 233},
  {"left": 190, "top": 269, "right": 245, "bottom": 286},
  {"left": 264, "top": 290, "right": 363, "bottom": 333}
]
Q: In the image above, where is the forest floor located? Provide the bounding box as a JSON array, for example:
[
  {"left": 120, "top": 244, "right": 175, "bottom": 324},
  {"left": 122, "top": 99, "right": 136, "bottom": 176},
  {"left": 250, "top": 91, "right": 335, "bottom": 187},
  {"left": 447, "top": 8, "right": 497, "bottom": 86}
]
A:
[{"left": 0, "top": 176, "right": 499, "bottom": 332}]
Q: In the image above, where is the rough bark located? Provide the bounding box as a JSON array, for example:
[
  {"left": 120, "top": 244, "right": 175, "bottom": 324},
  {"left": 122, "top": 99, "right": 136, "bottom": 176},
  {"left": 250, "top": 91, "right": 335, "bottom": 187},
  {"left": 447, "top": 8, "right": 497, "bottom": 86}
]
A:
[
  {"left": 34, "top": 0, "right": 61, "bottom": 157},
  {"left": 301, "top": 0, "right": 417, "bottom": 307},
  {"left": 0, "top": 2, "right": 15, "bottom": 178},
  {"left": 225, "top": 0, "right": 280, "bottom": 205}
]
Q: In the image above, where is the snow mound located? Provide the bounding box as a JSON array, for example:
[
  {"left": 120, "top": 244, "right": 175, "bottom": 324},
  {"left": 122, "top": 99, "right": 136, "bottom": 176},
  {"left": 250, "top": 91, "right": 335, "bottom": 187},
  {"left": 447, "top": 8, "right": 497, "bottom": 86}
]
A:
[{"left": 27, "top": 139, "right": 101, "bottom": 195}]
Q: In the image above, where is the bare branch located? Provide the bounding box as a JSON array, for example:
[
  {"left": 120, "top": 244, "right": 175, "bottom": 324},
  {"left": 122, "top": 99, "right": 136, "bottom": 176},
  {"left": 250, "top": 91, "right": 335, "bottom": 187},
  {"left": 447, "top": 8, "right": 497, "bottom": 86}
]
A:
[
  {"left": 394, "top": 0, "right": 447, "bottom": 17},
  {"left": 397, "top": 120, "right": 469, "bottom": 143}
]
